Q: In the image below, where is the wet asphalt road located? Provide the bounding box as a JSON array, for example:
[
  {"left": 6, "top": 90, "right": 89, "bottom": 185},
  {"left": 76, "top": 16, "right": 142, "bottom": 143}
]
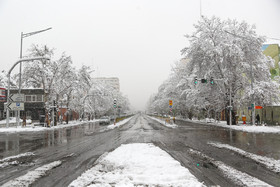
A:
[{"left": 0, "top": 114, "right": 279, "bottom": 186}]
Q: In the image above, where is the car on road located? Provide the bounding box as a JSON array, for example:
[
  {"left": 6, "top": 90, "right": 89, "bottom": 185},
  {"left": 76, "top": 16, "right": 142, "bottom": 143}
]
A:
[{"left": 99, "top": 116, "right": 111, "bottom": 125}]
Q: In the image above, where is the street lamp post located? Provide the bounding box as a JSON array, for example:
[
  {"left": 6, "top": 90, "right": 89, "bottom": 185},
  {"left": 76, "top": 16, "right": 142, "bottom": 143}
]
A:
[
  {"left": 17, "top": 27, "right": 52, "bottom": 127},
  {"left": 6, "top": 57, "right": 50, "bottom": 128}
]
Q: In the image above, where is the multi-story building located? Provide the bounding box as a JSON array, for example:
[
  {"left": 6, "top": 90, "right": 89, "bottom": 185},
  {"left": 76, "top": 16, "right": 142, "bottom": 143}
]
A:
[
  {"left": 0, "top": 88, "right": 45, "bottom": 122},
  {"left": 93, "top": 77, "right": 120, "bottom": 91}
]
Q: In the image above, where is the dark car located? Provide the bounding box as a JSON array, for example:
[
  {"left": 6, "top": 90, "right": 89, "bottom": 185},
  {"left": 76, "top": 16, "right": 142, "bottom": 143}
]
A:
[{"left": 99, "top": 116, "right": 110, "bottom": 125}]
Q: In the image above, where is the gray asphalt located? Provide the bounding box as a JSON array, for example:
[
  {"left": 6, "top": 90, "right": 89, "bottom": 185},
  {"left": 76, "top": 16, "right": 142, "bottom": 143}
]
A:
[{"left": 0, "top": 114, "right": 279, "bottom": 186}]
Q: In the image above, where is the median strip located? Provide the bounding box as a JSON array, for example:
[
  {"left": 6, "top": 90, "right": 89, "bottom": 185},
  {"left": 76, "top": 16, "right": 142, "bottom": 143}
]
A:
[{"left": 69, "top": 143, "right": 205, "bottom": 187}]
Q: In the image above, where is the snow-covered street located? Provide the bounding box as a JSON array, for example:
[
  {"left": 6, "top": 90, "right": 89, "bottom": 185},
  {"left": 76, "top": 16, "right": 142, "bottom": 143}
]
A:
[{"left": 1, "top": 114, "right": 279, "bottom": 186}]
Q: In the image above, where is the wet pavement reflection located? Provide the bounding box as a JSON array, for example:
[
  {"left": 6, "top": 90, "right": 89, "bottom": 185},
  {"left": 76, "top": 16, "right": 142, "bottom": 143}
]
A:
[
  {"left": 0, "top": 121, "right": 105, "bottom": 159},
  {"left": 176, "top": 120, "right": 280, "bottom": 160},
  {"left": 1, "top": 119, "right": 280, "bottom": 162}
]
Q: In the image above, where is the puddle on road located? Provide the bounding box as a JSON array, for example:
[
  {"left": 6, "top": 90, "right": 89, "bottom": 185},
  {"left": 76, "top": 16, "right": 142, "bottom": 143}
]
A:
[{"left": 0, "top": 122, "right": 103, "bottom": 159}]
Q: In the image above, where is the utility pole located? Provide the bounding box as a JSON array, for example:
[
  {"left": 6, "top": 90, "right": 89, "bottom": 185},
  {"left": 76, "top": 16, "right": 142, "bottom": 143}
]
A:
[
  {"left": 224, "top": 30, "right": 255, "bottom": 125},
  {"left": 114, "top": 98, "right": 117, "bottom": 125},
  {"left": 52, "top": 100, "right": 55, "bottom": 127},
  {"left": 251, "top": 61, "right": 255, "bottom": 125},
  {"left": 229, "top": 85, "right": 232, "bottom": 126}
]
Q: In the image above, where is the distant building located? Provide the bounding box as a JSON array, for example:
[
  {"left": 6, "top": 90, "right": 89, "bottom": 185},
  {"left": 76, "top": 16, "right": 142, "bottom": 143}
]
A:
[{"left": 93, "top": 77, "right": 120, "bottom": 91}]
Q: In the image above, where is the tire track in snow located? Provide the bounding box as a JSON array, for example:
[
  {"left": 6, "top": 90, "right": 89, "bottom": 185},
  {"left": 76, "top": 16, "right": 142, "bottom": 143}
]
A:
[
  {"left": 188, "top": 149, "right": 272, "bottom": 187},
  {"left": 2, "top": 160, "right": 62, "bottom": 187},
  {"left": 208, "top": 142, "right": 280, "bottom": 173}
]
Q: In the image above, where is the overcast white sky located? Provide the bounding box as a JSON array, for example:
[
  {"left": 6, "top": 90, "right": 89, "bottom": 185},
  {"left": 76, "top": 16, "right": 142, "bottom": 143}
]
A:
[{"left": 0, "top": 0, "right": 280, "bottom": 110}]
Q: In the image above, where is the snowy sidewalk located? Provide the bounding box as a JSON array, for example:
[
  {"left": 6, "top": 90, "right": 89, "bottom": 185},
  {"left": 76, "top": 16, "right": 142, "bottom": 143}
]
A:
[
  {"left": 0, "top": 119, "right": 100, "bottom": 133},
  {"left": 181, "top": 118, "right": 280, "bottom": 134},
  {"left": 147, "top": 116, "right": 178, "bottom": 128},
  {"left": 69, "top": 143, "right": 205, "bottom": 187}
]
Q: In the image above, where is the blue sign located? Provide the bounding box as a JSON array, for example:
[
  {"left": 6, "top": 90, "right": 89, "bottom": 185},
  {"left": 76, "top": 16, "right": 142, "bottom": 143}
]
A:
[
  {"left": 16, "top": 103, "right": 20, "bottom": 107},
  {"left": 169, "top": 105, "right": 172, "bottom": 108}
]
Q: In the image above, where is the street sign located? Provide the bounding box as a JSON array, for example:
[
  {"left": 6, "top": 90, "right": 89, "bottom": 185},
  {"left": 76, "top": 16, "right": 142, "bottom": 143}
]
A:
[
  {"left": 7, "top": 102, "right": 24, "bottom": 111},
  {"left": 255, "top": 106, "right": 263, "bottom": 109},
  {"left": 9, "top": 94, "right": 25, "bottom": 102}
]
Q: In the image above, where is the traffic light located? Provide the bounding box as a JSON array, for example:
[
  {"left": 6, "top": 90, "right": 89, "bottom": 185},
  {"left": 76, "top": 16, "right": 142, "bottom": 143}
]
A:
[
  {"left": 201, "top": 79, "right": 207, "bottom": 83},
  {"left": 210, "top": 77, "right": 214, "bottom": 85},
  {"left": 194, "top": 77, "right": 198, "bottom": 85},
  {"left": 113, "top": 99, "right": 117, "bottom": 108}
]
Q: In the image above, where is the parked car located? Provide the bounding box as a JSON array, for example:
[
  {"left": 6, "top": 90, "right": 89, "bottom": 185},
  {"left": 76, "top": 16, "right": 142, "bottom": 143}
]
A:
[{"left": 99, "top": 116, "right": 110, "bottom": 125}]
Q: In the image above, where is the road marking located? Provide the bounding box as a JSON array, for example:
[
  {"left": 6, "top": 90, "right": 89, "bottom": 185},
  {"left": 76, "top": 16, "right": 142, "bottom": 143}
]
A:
[
  {"left": 208, "top": 142, "right": 280, "bottom": 173},
  {"left": 2, "top": 160, "right": 62, "bottom": 187},
  {"left": 189, "top": 149, "right": 272, "bottom": 187}
]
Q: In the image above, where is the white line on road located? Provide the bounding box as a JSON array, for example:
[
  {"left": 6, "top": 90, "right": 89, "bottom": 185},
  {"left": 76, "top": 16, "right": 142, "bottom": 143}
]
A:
[
  {"left": 208, "top": 142, "right": 280, "bottom": 173},
  {"left": 2, "top": 160, "right": 62, "bottom": 187},
  {"left": 189, "top": 149, "right": 272, "bottom": 187}
]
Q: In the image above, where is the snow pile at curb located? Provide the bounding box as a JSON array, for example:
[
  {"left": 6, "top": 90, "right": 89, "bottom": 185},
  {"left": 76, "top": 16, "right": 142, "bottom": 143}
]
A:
[
  {"left": 208, "top": 142, "right": 280, "bottom": 173},
  {"left": 0, "top": 152, "right": 35, "bottom": 168},
  {"left": 148, "top": 116, "right": 178, "bottom": 128},
  {"left": 107, "top": 116, "right": 133, "bottom": 130},
  {"left": 2, "top": 160, "right": 62, "bottom": 187},
  {"left": 183, "top": 119, "right": 280, "bottom": 134},
  {"left": 0, "top": 119, "right": 100, "bottom": 133},
  {"left": 69, "top": 143, "right": 205, "bottom": 187}
]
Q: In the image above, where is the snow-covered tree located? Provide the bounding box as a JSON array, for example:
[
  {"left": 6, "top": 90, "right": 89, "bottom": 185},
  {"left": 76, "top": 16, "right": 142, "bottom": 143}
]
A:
[
  {"left": 148, "top": 16, "right": 280, "bottom": 124},
  {"left": 181, "top": 16, "right": 279, "bottom": 124}
]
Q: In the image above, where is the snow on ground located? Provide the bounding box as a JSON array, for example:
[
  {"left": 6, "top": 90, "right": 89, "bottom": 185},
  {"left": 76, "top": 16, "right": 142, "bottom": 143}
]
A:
[
  {"left": 107, "top": 116, "right": 133, "bottom": 130},
  {"left": 189, "top": 149, "right": 272, "bottom": 187},
  {"left": 208, "top": 142, "right": 280, "bottom": 173},
  {"left": 148, "top": 116, "right": 178, "bottom": 128},
  {"left": 0, "top": 119, "right": 100, "bottom": 133},
  {"left": 0, "top": 152, "right": 35, "bottom": 168},
  {"left": 0, "top": 117, "right": 32, "bottom": 125},
  {"left": 182, "top": 118, "right": 280, "bottom": 134},
  {"left": 69, "top": 143, "right": 205, "bottom": 187},
  {"left": 2, "top": 160, "right": 62, "bottom": 187}
]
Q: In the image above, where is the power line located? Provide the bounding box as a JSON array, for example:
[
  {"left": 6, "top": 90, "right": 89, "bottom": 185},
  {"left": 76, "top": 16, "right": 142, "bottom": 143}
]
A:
[{"left": 266, "top": 37, "right": 280, "bottom": 41}]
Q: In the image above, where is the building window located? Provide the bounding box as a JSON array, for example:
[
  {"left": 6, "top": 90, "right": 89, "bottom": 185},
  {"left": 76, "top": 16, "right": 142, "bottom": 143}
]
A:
[
  {"left": 25, "top": 95, "right": 43, "bottom": 102},
  {"left": 25, "top": 95, "right": 32, "bottom": 102},
  {"left": 26, "top": 111, "right": 32, "bottom": 118},
  {"left": 37, "top": 95, "right": 43, "bottom": 102}
]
